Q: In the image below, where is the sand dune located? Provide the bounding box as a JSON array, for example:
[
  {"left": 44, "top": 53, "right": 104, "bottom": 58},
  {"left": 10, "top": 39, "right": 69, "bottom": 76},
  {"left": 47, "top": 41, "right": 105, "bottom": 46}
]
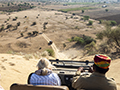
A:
[{"left": 0, "top": 54, "right": 38, "bottom": 90}]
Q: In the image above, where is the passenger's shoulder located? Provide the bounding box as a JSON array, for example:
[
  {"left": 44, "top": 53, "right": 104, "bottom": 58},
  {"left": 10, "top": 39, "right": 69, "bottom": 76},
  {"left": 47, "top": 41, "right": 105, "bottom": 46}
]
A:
[{"left": 107, "top": 77, "right": 116, "bottom": 82}]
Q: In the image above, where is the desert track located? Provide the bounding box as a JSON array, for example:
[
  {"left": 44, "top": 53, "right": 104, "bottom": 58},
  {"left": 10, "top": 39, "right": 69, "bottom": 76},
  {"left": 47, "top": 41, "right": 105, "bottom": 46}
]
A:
[{"left": 42, "top": 33, "right": 69, "bottom": 60}]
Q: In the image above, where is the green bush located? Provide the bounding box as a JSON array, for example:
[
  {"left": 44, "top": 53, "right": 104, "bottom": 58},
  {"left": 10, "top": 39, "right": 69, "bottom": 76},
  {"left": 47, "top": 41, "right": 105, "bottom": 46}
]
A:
[
  {"left": 72, "top": 13, "right": 76, "bottom": 15},
  {"left": 33, "top": 31, "right": 38, "bottom": 35},
  {"left": 28, "top": 32, "right": 32, "bottom": 36},
  {"left": 75, "top": 26, "right": 79, "bottom": 29},
  {"left": 105, "top": 9, "right": 108, "bottom": 12},
  {"left": 82, "top": 10, "right": 84, "bottom": 13},
  {"left": 0, "top": 26, "right": 4, "bottom": 32},
  {"left": 32, "top": 22, "right": 36, "bottom": 26},
  {"left": 69, "top": 35, "right": 96, "bottom": 46},
  {"left": 99, "top": 20, "right": 102, "bottom": 24},
  {"left": 15, "top": 17, "right": 18, "bottom": 19},
  {"left": 83, "top": 16, "right": 90, "bottom": 21},
  {"left": 17, "top": 22, "right": 21, "bottom": 26},
  {"left": 63, "top": 43, "right": 66, "bottom": 48},
  {"left": 18, "top": 8, "right": 22, "bottom": 11},
  {"left": 96, "top": 25, "right": 120, "bottom": 52},
  {"left": 46, "top": 49, "right": 54, "bottom": 57},
  {"left": 7, "top": 24, "right": 12, "bottom": 29},
  {"left": 66, "top": 17, "right": 68, "bottom": 19},
  {"left": 84, "top": 41, "right": 96, "bottom": 55},
  {"left": 71, "top": 16, "right": 73, "bottom": 18},
  {"left": 88, "top": 20, "right": 93, "bottom": 25},
  {"left": 110, "top": 20, "right": 117, "bottom": 26},
  {"left": 21, "top": 33, "right": 24, "bottom": 37}
]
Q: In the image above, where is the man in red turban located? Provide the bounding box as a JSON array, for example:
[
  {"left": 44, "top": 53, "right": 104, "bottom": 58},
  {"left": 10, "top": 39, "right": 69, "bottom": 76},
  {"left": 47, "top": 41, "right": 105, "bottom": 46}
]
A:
[{"left": 72, "top": 54, "right": 117, "bottom": 90}]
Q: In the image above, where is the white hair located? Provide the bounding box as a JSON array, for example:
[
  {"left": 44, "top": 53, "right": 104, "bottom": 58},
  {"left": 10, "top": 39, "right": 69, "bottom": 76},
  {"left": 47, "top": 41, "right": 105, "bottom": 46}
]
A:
[{"left": 37, "top": 58, "right": 55, "bottom": 69}]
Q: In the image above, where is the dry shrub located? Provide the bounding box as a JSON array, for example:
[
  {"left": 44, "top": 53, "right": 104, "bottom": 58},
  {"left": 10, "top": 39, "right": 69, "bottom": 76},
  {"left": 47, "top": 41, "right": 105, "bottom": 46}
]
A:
[
  {"left": 16, "top": 41, "right": 31, "bottom": 48},
  {"left": 41, "top": 51, "right": 49, "bottom": 57},
  {"left": 23, "top": 54, "right": 33, "bottom": 60}
]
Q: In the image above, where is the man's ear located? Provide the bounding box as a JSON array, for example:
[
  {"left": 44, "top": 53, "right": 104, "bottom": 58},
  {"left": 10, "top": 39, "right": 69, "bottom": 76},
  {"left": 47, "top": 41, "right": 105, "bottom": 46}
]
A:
[
  {"left": 93, "top": 64, "right": 96, "bottom": 71},
  {"left": 106, "top": 68, "right": 109, "bottom": 72}
]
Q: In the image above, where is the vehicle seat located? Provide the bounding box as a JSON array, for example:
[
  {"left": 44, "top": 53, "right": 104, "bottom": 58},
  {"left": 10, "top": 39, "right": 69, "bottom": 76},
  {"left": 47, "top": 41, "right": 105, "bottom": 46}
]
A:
[{"left": 10, "top": 83, "right": 69, "bottom": 90}]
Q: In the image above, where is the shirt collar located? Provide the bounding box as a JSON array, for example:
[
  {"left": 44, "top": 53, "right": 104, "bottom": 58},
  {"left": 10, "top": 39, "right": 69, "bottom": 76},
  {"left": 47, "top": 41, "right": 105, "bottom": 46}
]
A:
[{"left": 91, "top": 72, "right": 105, "bottom": 77}]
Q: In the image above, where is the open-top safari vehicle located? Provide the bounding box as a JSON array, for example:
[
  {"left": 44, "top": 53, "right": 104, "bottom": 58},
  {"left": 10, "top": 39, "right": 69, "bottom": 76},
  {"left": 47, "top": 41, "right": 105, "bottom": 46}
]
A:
[
  {"left": 10, "top": 59, "right": 94, "bottom": 90},
  {"left": 49, "top": 59, "right": 94, "bottom": 90}
]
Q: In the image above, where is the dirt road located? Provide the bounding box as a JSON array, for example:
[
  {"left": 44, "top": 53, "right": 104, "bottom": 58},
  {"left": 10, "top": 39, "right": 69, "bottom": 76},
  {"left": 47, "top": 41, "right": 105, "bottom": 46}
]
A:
[{"left": 42, "top": 33, "right": 69, "bottom": 60}]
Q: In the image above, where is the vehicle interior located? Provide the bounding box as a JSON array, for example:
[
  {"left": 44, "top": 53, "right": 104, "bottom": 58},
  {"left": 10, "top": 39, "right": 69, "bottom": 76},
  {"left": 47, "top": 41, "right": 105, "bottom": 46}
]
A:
[{"left": 10, "top": 59, "right": 94, "bottom": 90}]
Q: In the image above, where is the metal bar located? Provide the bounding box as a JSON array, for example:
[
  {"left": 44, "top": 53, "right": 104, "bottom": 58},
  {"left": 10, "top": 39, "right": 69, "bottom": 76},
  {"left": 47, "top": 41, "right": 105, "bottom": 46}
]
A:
[
  {"left": 53, "top": 64, "right": 91, "bottom": 69},
  {"left": 49, "top": 59, "right": 94, "bottom": 63}
]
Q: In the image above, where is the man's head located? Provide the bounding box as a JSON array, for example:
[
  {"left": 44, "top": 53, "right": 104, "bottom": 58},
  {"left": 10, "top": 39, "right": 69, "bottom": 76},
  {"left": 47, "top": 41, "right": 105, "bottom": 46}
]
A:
[
  {"left": 37, "top": 58, "right": 54, "bottom": 70},
  {"left": 93, "top": 54, "right": 111, "bottom": 74}
]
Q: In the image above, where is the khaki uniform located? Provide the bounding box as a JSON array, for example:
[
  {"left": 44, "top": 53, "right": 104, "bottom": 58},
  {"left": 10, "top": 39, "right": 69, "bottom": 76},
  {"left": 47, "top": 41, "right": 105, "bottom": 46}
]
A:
[{"left": 72, "top": 72, "right": 117, "bottom": 90}]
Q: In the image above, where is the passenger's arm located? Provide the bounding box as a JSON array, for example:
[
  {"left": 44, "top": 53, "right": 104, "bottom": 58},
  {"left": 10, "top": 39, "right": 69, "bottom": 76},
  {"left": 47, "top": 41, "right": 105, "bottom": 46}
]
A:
[
  {"left": 72, "top": 67, "right": 83, "bottom": 89},
  {"left": 53, "top": 73, "right": 61, "bottom": 86}
]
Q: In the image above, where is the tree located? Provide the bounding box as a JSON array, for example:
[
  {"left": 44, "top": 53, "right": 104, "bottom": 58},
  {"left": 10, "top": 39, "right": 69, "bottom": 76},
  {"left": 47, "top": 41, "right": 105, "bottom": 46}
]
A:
[
  {"left": 17, "top": 22, "right": 21, "bottom": 26},
  {"left": 96, "top": 25, "right": 120, "bottom": 52},
  {"left": 21, "top": 33, "right": 24, "bottom": 37},
  {"left": 8, "top": 3, "right": 10, "bottom": 6},
  {"left": 99, "top": 20, "right": 102, "bottom": 24},
  {"left": 88, "top": 20, "right": 93, "bottom": 25},
  {"left": 84, "top": 41, "right": 96, "bottom": 55},
  {"left": 63, "top": 43, "right": 66, "bottom": 49},
  {"left": 28, "top": 32, "right": 32, "bottom": 37},
  {"left": 0, "top": 26, "right": 4, "bottom": 32},
  {"left": 82, "top": 10, "right": 84, "bottom": 13},
  {"left": 105, "top": 9, "right": 108, "bottom": 12},
  {"left": 72, "top": 13, "right": 76, "bottom": 15},
  {"left": 110, "top": 20, "right": 117, "bottom": 26},
  {"left": 7, "top": 24, "right": 12, "bottom": 29},
  {"left": 43, "top": 22, "right": 48, "bottom": 30},
  {"left": 83, "top": 16, "right": 90, "bottom": 21},
  {"left": 33, "top": 31, "right": 38, "bottom": 36},
  {"left": 31, "top": 22, "right": 36, "bottom": 26}
]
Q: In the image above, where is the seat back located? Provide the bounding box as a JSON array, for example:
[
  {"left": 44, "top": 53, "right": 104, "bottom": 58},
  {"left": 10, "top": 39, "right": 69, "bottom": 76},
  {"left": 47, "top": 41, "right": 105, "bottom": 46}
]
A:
[{"left": 10, "top": 83, "right": 69, "bottom": 90}]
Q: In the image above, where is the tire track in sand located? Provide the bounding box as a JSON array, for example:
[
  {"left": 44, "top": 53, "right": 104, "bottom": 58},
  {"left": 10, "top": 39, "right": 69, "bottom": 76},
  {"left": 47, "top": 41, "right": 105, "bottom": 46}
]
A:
[{"left": 42, "top": 33, "right": 69, "bottom": 59}]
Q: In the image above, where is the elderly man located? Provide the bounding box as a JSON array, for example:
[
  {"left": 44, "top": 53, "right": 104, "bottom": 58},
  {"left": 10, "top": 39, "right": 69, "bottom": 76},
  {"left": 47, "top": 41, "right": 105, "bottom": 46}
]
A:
[{"left": 72, "top": 54, "right": 117, "bottom": 90}]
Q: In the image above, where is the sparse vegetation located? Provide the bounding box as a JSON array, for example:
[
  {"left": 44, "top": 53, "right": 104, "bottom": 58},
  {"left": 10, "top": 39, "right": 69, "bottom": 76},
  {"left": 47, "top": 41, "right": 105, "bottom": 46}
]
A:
[
  {"left": 16, "top": 41, "right": 30, "bottom": 48},
  {"left": 17, "top": 22, "right": 21, "bottom": 26},
  {"left": 110, "top": 20, "right": 117, "bottom": 26},
  {"left": 20, "top": 33, "right": 24, "bottom": 37},
  {"left": 75, "top": 26, "right": 79, "bottom": 29},
  {"left": 88, "top": 20, "right": 93, "bottom": 25},
  {"left": 27, "top": 32, "right": 32, "bottom": 37},
  {"left": 82, "top": 10, "right": 84, "bottom": 13},
  {"left": 7, "top": 24, "right": 12, "bottom": 29},
  {"left": 84, "top": 41, "right": 96, "bottom": 55},
  {"left": 58, "top": 7, "right": 96, "bottom": 12},
  {"left": 63, "top": 43, "right": 66, "bottom": 48},
  {"left": 33, "top": 31, "right": 38, "bottom": 36},
  {"left": 46, "top": 49, "right": 54, "bottom": 57},
  {"left": 83, "top": 16, "right": 90, "bottom": 21},
  {"left": 71, "top": 16, "right": 73, "bottom": 18},
  {"left": 69, "top": 35, "right": 96, "bottom": 46},
  {"left": 99, "top": 20, "right": 102, "bottom": 24},
  {"left": 96, "top": 25, "right": 120, "bottom": 52},
  {"left": 43, "top": 22, "right": 48, "bottom": 30},
  {"left": 105, "top": 9, "right": 108, "bottom": 12},
  {"left": 72, "top": 13, "right": 75, "bottom": 15},
  {"left": 31, "top": 22, "right": 36, "bottom": 26},
  {"left": 24, "top": 54, "right": 33, "bottom": 60},
  {"left": 0, "top": 26, "right": 4, "bottom": 32}
]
